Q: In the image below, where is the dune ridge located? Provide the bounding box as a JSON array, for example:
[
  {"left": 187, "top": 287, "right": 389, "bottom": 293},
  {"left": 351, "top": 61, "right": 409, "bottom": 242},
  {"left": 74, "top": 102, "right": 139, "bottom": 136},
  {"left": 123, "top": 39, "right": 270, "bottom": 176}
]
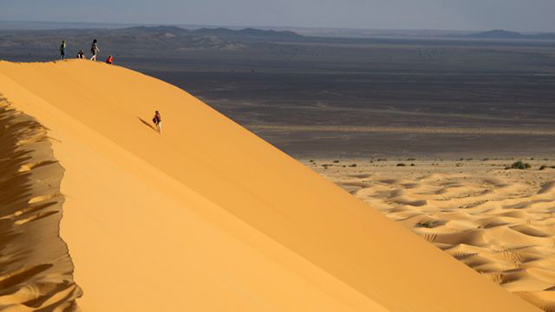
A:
[
  {"left": 0, "top": 60, "right": 541, "bottom": 311},
  {"left": 0, "top": 97, "right": 81, "bottom": 311}
]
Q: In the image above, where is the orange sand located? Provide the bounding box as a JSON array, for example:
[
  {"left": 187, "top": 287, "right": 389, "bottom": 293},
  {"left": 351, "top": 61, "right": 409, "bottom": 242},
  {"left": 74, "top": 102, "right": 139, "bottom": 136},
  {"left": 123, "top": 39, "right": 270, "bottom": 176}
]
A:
[{"left": 0, "top": 60, "right": 540, "bottom": 311}]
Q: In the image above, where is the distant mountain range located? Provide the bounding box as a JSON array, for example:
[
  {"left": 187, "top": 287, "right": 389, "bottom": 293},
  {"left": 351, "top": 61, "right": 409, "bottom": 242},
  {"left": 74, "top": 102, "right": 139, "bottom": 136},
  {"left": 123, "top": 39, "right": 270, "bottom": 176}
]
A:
[
  {"left": 2, "top": 25, "right": 553, "bottom": 59},
  {"left": 194, "top": 28, "right": 302, "bottom": 39},
  {"left": 0, "top": 26, "right": 305, "bottom": 54},
  {"left": 467, "top": 30, "right": 555, "bottom": 40},
  {"left": 125, "top": 26, "right": 302, "bottom": 40}
]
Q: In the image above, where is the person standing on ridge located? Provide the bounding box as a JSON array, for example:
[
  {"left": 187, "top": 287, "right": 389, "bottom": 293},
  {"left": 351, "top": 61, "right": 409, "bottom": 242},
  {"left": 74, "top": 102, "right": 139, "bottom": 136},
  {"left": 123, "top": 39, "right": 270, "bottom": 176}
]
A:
[
  {"left": 90, "top": 39, "right": 100, "bottom": 61},
  {"left": 59, "top": 41, "right": 66, "bottom": 60},
  {"left": 153, "top": 111, "right": 162, "bottom": 133}
]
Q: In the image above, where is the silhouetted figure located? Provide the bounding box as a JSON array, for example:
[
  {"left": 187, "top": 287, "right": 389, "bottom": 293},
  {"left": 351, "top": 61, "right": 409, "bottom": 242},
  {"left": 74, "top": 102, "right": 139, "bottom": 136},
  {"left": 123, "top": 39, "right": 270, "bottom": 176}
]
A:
[
  {"left": 153, "top": 111, "right": 162, "bottom": 133},
  {"left": 90, "top": 39, "right": 100, "bottom": 61},
  {"left": 59, "top": 41, "right": 66, "bottom": 60},
  {"left": 106, "top": 55, "right": 113, "bottom": 64},
  {"left": 77, "top": 50, "right": 85, "bottom": 59}
]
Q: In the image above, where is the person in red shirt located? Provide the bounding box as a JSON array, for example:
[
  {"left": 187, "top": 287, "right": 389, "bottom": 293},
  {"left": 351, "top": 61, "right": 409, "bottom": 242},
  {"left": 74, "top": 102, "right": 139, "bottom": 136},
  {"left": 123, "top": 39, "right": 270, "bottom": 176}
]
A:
[{"left": 106, "top": 55, "right": 114, "bottom": 64}]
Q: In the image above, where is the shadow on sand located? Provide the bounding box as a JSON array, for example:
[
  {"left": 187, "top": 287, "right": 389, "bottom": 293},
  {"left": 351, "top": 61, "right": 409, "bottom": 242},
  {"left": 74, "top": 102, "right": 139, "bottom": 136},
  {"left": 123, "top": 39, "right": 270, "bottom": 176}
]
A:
[{"left": 138, "top": 117, "right": 157, "bottom": 132}]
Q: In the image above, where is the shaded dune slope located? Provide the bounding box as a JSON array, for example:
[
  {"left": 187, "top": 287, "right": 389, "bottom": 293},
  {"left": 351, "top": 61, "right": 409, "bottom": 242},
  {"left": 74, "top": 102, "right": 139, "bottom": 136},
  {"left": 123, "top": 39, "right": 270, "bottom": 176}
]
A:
[
  {"left": 0, "top": 97, "right": 81, "bottom": 311},
  {"left": 0, "top": 60, "right": 541, "bottom": 311}
]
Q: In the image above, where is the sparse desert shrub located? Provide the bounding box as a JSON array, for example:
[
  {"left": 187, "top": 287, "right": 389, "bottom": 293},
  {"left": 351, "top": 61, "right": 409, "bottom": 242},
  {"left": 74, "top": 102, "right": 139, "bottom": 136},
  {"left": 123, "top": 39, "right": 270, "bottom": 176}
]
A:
[
  {"left": 540, "top": 165, "right": 555, "bottom": 170},
  {"left": 349, "top": 164, "right": 357, "bottom": 167},
  {"left": 416, "top": 220, "right": 436, "bottom": 228},
  {"left": 377, "top": 158, "right": 387, "bottom": 162},
  {"left": 410, "top": 163, "right": 415, "bottom": 167},
  {"left": 333, "top": 160, "right": 340, "bottom": 163},
  {"left": 506, "top": 160, "right": 531, "bottom": 170},
  {"left": 407, "top": 158, "right": 416, "bottom": 161},
  {"left": 396, "top": 163, "right": 406, "bottom": 167}
]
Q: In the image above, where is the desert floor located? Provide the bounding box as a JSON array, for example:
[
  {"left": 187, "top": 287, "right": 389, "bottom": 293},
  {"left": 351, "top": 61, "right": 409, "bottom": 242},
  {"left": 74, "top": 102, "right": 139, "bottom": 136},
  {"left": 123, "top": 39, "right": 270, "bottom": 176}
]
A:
[{"left": 303, "top": 158, "right": 555, "bottom": 311}]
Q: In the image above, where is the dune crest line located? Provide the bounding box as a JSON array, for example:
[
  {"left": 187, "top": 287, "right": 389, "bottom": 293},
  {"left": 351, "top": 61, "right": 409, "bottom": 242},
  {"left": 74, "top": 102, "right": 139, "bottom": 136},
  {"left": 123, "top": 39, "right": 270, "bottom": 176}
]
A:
[{"left": 0, "top": 97, "right": 82, "bottom": 311}]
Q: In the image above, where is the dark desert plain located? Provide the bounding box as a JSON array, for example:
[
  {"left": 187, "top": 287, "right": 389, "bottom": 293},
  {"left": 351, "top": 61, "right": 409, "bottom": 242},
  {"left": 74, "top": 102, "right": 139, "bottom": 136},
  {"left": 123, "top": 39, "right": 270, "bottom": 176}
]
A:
[{"left": 1, "top": 25, "right": 554, "bottom": 159}]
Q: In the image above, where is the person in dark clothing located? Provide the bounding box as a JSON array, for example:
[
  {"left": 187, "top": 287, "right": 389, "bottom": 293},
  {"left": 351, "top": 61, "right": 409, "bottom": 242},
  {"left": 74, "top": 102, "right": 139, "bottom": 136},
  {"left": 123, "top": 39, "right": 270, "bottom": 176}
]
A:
[
  {"left": 153, "top": 111, "right": 162, "bottom": 133},
  {"left": 90, "top": 39, "right": 100, "bottom": 61},
  {"left": 59, "top": 41, "right": 66, "bottom": 60},
  {"left": 77, "top": 50, "right": 85, "bottom": 59}
]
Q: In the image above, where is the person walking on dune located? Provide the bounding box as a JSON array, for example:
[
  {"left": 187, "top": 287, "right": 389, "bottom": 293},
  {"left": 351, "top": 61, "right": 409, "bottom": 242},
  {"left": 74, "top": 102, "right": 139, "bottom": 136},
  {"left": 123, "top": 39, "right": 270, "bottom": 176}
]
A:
[
  {"left": 59, "top": 41, "right": 67, "bottom": 60},
  {"left": 153, "top": 111, "right": 162, "bottom": 133},
  {"left": 90, "top": 39, "right": 100, "bottom": 61}
]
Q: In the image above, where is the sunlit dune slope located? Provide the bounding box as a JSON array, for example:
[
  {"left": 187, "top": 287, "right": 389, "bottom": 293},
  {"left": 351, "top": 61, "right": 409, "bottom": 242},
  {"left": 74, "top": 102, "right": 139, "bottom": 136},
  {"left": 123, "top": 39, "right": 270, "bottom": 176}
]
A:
[{"left": 0, "top": 60, "right": 541, "bottom": 311}]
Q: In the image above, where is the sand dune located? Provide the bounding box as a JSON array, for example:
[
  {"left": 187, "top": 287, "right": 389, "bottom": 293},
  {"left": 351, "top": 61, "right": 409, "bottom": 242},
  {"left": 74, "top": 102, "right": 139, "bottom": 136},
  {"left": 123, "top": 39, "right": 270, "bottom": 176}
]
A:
[
  {"left": 0, "top": 60, "right": 541, "bottom": 311},
  {"left": 312, "top": 159, "right": 555, "bottom": 311}
]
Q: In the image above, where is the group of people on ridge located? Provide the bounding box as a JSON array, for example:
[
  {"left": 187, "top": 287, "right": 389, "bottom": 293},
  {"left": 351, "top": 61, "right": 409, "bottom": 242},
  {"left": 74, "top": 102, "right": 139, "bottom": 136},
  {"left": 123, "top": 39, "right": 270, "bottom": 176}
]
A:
[
  {"left": 60, "top": 39, "right": 113, "bottom": 64},
  {"left": 59, "top": 39, "right": 162, "bottom": 134}
]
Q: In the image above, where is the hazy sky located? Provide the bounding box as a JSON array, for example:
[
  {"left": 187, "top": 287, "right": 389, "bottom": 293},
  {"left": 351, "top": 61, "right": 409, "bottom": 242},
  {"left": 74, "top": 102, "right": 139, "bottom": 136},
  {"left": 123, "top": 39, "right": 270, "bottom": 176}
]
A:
[{"left": 1, "top": 0, "right": 554, "bottom": 32}]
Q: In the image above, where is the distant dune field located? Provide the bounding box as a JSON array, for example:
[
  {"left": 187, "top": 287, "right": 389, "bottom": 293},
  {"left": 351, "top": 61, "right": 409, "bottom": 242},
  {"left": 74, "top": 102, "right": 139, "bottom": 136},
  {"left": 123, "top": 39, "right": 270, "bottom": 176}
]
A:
[
  {"left": 309, "top": 159, "right": 555, "bottom": 311},
  {"left": 0, "top": 60, "right": 541, "bottom": 311}
]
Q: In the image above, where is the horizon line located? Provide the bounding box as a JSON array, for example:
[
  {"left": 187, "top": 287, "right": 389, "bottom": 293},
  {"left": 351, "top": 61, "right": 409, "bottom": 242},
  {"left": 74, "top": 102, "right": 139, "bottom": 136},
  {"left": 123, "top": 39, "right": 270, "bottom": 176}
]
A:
[{"left": 1, "top": 19, "right": 553, "bottom": 34}]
